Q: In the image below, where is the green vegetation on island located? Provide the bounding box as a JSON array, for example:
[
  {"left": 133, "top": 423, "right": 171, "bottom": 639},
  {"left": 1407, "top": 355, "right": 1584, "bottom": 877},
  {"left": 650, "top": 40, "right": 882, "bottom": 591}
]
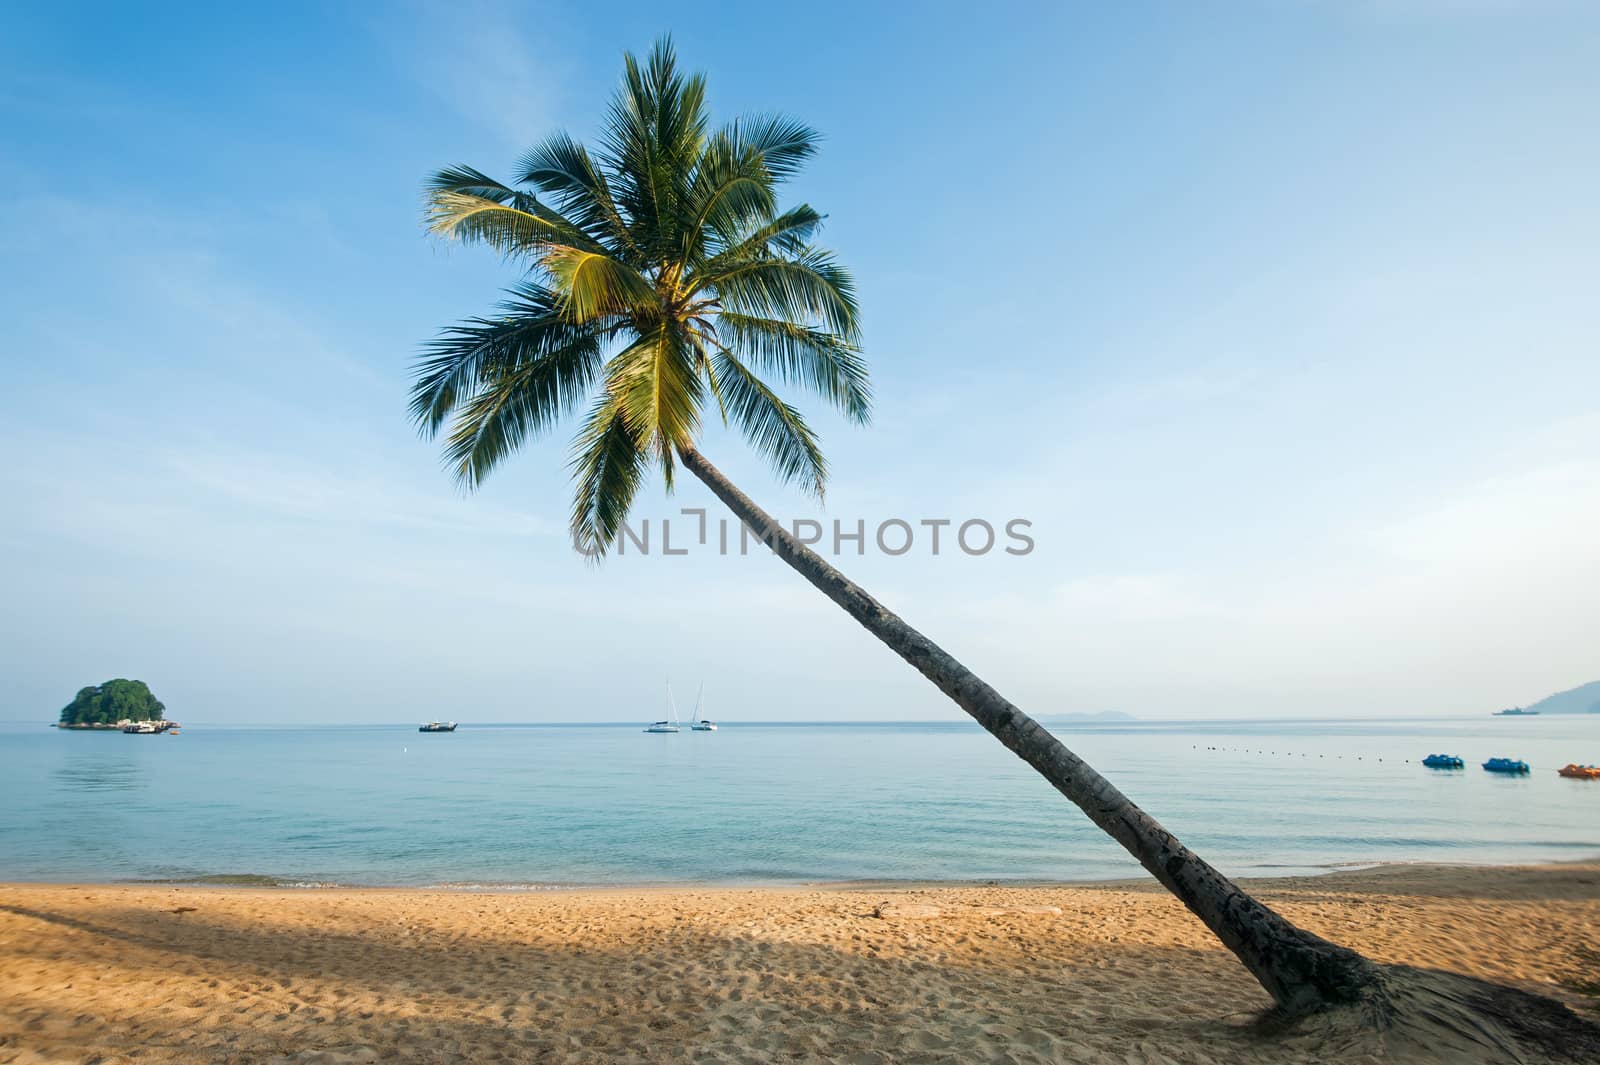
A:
[{"left": 58, "top": 679, "right": 167, "bottom": 728}]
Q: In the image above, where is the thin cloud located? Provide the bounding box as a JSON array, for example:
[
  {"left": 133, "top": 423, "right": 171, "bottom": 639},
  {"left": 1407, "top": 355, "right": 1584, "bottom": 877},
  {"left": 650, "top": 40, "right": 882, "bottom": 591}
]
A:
[
  {"left": 166, "top": 449, "right": 558, "bottom": 540},
  {"left": 1293, "top": 0, "right": 1580, "bottom": 18},
  {"left": 400, "top": 0, "right": 566, "bottom": 151}
]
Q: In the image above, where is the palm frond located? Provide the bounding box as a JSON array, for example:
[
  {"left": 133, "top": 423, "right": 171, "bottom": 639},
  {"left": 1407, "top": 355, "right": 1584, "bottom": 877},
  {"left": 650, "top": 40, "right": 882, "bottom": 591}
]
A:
[
  {"left": 410, "top": 283, "right": 603, "bottom": 437},
  {"left": 681, "top": 136, "right": 779, "bottom": 266},
  {"left": 714, "top": 313, "right": 871, "bottom": 423},
  {"left": 598, "top": 38, "right": 708, "bottom": 260},
  {"left": 427, "top": 165, "right": 526, "bottom": 204},
  {"left": 701, "top": 204, "right": 824, "bottom": 266},
  {"left": 703, "top": 247, "right": 860, "bottom": 338},
  {"left": 717, "top": 114, "right": 818, "bottom": 181},
  {"left": 568, "top": 393, "right": 650, "bottom": 557},
  {"left": 711, "top": 350, "right": 827, "bottom": 496},
  {"left": 515, "top": 133, "right": 636, "bottom": 255},
  {"left": 543, "top": 248, "right": 658, "bottom": 322},
  {"left": 606, "top": 324, "right": 704, "bottom": 460},
  {"left": 426, "top": 184, "right": 603, "bottom": 258}
]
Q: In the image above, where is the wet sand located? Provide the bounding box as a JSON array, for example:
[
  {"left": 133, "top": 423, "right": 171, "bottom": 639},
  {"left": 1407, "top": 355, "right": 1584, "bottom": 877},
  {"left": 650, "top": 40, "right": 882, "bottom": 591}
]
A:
[{"left": 2, "top": 862, "right": 1596, "bottom": 1064}]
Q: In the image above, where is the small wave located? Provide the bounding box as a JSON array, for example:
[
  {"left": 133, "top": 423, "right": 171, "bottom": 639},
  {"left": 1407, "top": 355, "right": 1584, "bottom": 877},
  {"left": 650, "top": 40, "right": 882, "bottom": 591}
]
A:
[
  {"left": 121, "top": 873, "right": 346, "bottom": 889},
  {"left": 422, "top": 881, "right": 580, "bottom": 892}
]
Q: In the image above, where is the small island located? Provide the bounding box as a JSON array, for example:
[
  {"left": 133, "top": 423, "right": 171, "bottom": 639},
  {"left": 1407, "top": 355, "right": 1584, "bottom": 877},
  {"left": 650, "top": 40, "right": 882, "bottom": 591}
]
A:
[{"left": 56, "top": 679, "right": 179, "bottom": 732}]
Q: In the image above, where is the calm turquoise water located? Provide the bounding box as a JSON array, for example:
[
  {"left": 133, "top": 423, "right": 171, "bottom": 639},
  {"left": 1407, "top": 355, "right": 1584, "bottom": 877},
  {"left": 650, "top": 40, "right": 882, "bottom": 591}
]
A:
[{"left": 1, "top": 718, "right": 1596, "bottom": 886}]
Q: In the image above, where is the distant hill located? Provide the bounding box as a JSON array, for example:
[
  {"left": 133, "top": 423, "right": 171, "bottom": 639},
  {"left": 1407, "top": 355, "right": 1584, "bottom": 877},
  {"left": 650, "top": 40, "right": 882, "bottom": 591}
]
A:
[
  {"left": 1520, "top": 680, "right": 1600, "bottom": 715},
  {"left": 58, "top": 679, "right": 167, "bottom": 726}
]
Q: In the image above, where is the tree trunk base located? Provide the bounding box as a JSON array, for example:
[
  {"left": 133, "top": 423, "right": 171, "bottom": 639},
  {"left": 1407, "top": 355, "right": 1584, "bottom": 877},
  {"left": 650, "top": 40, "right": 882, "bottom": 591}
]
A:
[{"left": 1259, "top": 965, "right": 1600, "bottom": 1063}]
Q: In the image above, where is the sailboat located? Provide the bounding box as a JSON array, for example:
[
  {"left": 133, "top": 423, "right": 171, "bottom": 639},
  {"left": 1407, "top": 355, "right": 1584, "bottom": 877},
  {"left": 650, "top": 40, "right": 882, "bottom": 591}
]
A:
[
  {"left": 688, "top": 682, "right": 717, "bottom": 731},
  {"left": 644, "top": 681, "right": 681, "bottom": 733}
]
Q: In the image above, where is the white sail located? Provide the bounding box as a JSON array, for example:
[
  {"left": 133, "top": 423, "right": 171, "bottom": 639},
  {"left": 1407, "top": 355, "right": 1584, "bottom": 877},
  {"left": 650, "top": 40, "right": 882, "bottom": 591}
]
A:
[
  {"left": 645, "top": 679, "right": 681, "bottom": 732},
  {"left": 689, "top": 681, "right": 717, "bottom": 730}
]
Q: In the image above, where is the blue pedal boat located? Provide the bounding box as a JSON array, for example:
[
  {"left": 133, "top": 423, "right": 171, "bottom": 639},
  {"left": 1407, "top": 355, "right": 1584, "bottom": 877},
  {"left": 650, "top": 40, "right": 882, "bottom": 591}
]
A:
[
  {"left": 1482, "top": 757, "right": 1530, "bottom": 775},
  {"left": 1422, "top": 754, "right": 1464, "bottom": 769}
]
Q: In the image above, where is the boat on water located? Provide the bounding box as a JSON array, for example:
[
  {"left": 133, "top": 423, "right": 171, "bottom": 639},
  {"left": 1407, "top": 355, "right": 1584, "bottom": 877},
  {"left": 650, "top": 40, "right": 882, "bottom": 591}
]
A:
[
  {"left": 1421, "top": 754, "right": 1464, "bottom": 769},
  {"left": 121, "top": 720, "right": 177, "bottom": 734},
  {"left": 1557, "top": 764, "right": 1600, "bottom": 780},
  {"left": 1482, "top": 757, "right": 1530, "bottom": 774},
  {"left": 687, "top": 682, "right": 717, "bottom": 731},
  {"left": 1494, "top": 708, "right": 1540, "bottom": 716},
  {"left": 644, "top": 682, "right": 681, "bottom": 733},
  {"left": 418, "top": 721, "right": 457, "bottom": 733}
]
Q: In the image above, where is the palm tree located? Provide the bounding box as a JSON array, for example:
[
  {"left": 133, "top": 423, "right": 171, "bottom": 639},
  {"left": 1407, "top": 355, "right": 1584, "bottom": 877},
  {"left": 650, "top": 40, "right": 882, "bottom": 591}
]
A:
[{"left": 415, "top": 38, "right": 1596, "bottom": 1049}]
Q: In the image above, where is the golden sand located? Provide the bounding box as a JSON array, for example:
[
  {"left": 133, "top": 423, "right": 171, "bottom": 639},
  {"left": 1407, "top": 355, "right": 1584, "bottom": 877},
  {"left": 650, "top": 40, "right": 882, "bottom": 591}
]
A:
[{"left": 2, "top": 863, "right": 1596, "bottom": 1064}]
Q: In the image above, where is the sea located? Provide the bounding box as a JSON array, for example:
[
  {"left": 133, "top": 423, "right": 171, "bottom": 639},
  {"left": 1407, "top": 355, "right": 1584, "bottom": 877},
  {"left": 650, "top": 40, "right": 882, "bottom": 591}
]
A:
[{"left": 1, "top": 717, "right": 1596, "bottom": 888}]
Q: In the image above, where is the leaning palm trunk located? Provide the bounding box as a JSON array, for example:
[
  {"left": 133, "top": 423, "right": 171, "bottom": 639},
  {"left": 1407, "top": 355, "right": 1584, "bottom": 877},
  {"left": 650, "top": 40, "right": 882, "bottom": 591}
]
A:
[
  {"left": 681, "top": 446, "right": 1600, "bottom": 1058},
  {"left": 678, "top": 444, "right": 1375, "bottom": 1013},
  {"left": 681, "top": 446, "right": 1600, "bottom": 1059}
]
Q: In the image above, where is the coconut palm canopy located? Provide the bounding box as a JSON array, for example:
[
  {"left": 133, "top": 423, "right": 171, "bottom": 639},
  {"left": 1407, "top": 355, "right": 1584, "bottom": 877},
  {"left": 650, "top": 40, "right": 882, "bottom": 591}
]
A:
[{"left": 415, "top": 38, "right": 870, "bottom": 556}]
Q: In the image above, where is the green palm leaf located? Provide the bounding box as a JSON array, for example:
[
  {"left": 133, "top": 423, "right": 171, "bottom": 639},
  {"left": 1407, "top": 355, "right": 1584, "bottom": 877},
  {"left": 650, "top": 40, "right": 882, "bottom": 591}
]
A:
[
  {"left": 568, "top": 394, "right": 650, "bottom": 556},
  {"left": 714, "top": 313, "right": 870, "bottom": 423},
  {"left": 410, "top": 283, "right": 602, "bottom": 437},
  {"left": 599, "top": 39, "right": 709, "bottom": 262},
  {"left": 605, "top": 324, "right": 703, "bottom": 466},
  {"left": 703, "top": 204, "right": 825, "bottom": 265},
  {"left": 542, "top": 248, "right": 657, "bottom": 322},
  {"left": 515, "top": 133, "right": 635, "bottom": 253},
  {"left": 705, "top": 247, "right": 860, "bottom": 338},
  {"left": 709, "top": 349, "right": 827, "bottom": 495}
]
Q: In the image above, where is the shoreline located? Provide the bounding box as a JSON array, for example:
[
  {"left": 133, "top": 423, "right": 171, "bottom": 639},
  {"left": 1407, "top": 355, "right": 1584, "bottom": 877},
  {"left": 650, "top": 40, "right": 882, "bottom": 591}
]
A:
[
  {"left": 5, "top": 852, "right": 1600, "bottom": 894},
  {"left": 3, "top": 861, "right": 1596, "bottom": 1063}
]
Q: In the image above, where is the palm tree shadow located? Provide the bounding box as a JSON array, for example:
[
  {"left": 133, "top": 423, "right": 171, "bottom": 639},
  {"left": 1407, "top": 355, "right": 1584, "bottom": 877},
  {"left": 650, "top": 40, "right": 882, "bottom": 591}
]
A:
[
  {"left": 10, "top": 896, "right": 1597, "bottom": 1062},
  {"left": 2, "top": 899, "right": 1296, "bottom": 1064}
]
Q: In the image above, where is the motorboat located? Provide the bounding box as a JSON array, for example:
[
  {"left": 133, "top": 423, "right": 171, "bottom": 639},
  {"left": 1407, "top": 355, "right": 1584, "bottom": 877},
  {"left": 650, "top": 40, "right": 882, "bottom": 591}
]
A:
[{"left": 120, "top": 720, "right": 175, "bottom": 734}]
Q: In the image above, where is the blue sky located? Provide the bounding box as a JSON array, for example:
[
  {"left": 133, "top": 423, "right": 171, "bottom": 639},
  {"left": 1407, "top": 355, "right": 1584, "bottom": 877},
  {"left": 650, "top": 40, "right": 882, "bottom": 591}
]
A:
[{"left": 2, "top": 0, "right": 1597, "bottom": 723}]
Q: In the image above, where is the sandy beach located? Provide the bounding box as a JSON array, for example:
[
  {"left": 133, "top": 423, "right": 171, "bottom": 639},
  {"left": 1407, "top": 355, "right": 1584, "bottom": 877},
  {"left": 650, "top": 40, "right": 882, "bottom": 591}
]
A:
[{"left": 2, "top": 863, "right": 1596, "bottom": 1065}]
